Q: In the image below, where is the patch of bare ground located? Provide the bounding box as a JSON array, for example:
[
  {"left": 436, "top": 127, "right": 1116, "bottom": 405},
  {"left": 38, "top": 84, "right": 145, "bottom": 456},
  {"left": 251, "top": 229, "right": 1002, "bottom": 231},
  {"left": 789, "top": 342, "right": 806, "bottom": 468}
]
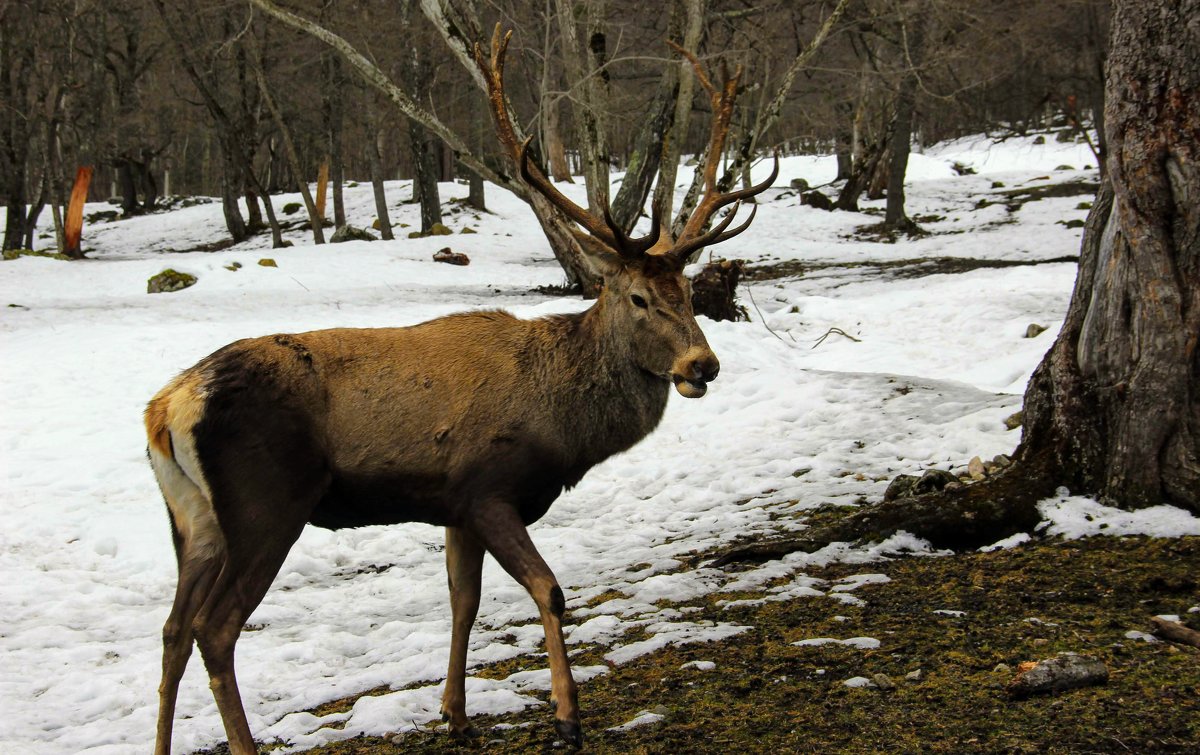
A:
[{"left": 255, "top": 535, "right": 1199, "bottom": 754}]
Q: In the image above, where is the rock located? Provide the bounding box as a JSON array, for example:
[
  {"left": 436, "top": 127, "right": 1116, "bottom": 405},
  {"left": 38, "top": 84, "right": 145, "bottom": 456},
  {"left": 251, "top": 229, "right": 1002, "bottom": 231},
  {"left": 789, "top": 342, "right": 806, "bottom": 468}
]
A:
[
  {"left": 1025, "top": 323, "right": 1048, "bottom": 338},
  {"left": 257, "top": 258, "right": 277, "bottom": 268},
  {"left": 1060, "top": 218, "right": 1085, "bottom": 229},
  {"left": 224, "top": 261, "right": 242, "bottom": 272},
  {"left": 967, "top": 456, "right": 987, "bottom": 481},
  {"left": 884, "top": 475, "right": 920, "bottom": 501},
  {"left": 991, "top": 181, "right": 1005, "bottom": 188},
  {"left": 871, "top": 673, "right": 896, "bottom": 690},
  {"left": 330, "top": 225, "right": 377, "bottom": 243},
  {"left": 1055, "top": 129, "right": 1075, "bottom": 143},
  {"left": 147, "top": 269, "right": 197, "bottom": 294},
  {"left": 1076, "top": 201, "right": 1093, "bottom": 210},
  {"left": 802, "top": 190, "right": 835, "bottom": 211},
  {"left": 691, "top": 258, "right": 747, "bottom": 322},
  {"left": 789, "top": 177, "right": 810, "bottom": 191},
  {"left": 433, "top": 247, "right": 470, "bottom": 266},
  {"left": 1007, "top": 654, "right": 1108, "bottom": 698},
  {"left": 86, "top": 210, "right": 120, "bottom": 223},
  {"left": 408, "top": 231, "right": 423, "bottom": 239},
  {"left": 994, "top": 663, "right": 1011, "bottom": 674},
  {"left": 1004, "top": 410, "right": 1024, "bottom": 431},
  {"left": 371, "top": 218, "right": 381, "bottom": 230},
  {"left": 282, "top": 202, "right": 302, "bottom": 215},
  {"left": 914, "top": 468, "right": 959, "bottom": 495},
  {"left": 460, "top": 226, "right": 477, "bottom": 234},
  {"left": 429, "top": 222, "right": 453, "bottom": 236},
  {"left": 1055, "top": 164, "right": 1076, "bottom": 171},
  {"left": 991, "top": 454, "right": 1012, "bottom": 469},
  {"left": 1032, "top": 135, "right": 1046, "bottom": 145},
  {"left": 904, "top": 669, "right": 923, "bottom": 682}
]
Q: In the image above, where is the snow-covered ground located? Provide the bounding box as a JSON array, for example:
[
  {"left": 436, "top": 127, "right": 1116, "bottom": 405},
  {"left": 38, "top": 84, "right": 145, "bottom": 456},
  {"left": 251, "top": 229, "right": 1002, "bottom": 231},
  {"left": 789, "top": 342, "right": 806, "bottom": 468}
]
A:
[{"left": 2, "top": 134, "right": 1197, "bottom": 754}]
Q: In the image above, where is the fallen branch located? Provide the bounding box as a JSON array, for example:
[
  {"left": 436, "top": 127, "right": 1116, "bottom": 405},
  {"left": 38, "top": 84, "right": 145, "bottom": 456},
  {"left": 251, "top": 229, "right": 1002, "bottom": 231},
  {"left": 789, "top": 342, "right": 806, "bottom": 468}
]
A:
[
  {"left": 812, "top": 327, "right": 861, "bottom": 348},
  {"left": 1150, "top": 617, "right": 1200, "bottom": 649}
]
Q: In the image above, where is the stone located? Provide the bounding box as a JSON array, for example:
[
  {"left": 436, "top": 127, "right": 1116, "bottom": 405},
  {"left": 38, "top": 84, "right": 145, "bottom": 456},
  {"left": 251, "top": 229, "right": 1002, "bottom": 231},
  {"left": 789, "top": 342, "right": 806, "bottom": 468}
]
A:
[
  {"left": 968, "top": 456, "right": 987, "bottom": 481},
  {"left": 147, "top": 269, "right": 197, "bottom": 294},
  {"left": 789, "top": 177, "right": 810, "bottom": 191},
  {"left": 904, "top": 669, "right": 923, "bottom": 682},
  {"left": 884, "top": 474, "right": 920, "bottom": 501},
  {"left": 257, "top": 258, "right": 277, "bottom": 267},
  {"left": 802, "top": 190, "right": 835, "bottom": 211},
  {"left": 1060, "top": 218, "right": 1085, "bottom": 229},
  {"left": 914, "top": 468, "right": 960, "bottom": 495},
  {"left": 871, "top": 673, "right": 896, "bottom": 690},
  {"left": 1004, "top": 410, "right": 1024, "bottom": 431},
  {"left": 1007, "top": 654, "right": 1108, "bottom": 698},
  {"left": 433, "top": 247, "right": 470, "bottom": 266},
  {"left": 330, "top": 225, "right": 377, "bottom": 243},
  {"left": 991, "top": 454, "right": 1012, "bottom": 469},
  {"left": 282, "top": 202, "right": 302, "bottom": 215},
  {"left": 429, "top": 222, "right": 453, "bottom": 236},
  {"left": 460, "top": 226, "right": 477, "bottom": 234},
  {"left": 1025, "top": 323, "right": 1048, "bottom": 338},
  {"left": 1032, "top": 135, "right": 1046, "bottom": 145}
]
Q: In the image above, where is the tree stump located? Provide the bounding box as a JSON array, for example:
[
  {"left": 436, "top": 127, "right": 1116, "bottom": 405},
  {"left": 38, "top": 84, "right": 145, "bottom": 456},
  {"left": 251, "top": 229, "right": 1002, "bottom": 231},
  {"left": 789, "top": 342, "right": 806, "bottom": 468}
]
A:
[{"left": 690, "top": 258, "right": 747, "bottom": 322}]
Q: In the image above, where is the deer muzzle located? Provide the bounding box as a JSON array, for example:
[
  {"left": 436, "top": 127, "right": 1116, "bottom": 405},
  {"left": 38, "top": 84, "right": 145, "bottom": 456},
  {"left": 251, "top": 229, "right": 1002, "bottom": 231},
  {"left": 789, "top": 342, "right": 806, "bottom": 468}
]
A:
[{"left": 671, "top": 346, "right": 720, "bottom": 398}]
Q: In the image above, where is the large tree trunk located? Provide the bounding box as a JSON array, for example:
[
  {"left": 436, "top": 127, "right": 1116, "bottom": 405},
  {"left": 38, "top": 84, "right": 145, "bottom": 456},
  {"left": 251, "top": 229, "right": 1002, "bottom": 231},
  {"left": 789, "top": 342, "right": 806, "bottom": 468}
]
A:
[
  {"left": 718, "top": 0, "right": 1199, "bottom": 565},
  {"left": 1018, "top": 0, "right": 1199, "bottom": 512},
  {"left": 883, "top": 4, "right": 926, "bottom": 232}
]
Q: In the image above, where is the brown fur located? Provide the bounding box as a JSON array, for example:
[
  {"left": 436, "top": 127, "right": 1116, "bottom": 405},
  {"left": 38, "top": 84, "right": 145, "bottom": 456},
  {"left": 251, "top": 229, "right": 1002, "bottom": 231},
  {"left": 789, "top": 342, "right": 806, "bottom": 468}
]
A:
[{"left": 147, "top": 257, "right": 721, "bottom": 754}]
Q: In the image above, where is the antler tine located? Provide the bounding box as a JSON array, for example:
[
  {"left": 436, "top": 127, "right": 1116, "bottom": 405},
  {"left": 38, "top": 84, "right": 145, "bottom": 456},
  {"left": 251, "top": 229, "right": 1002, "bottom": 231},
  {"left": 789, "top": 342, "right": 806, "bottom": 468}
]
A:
[
  {"left": 704, "top": 151, "right": 782, "bottom": 215},
  {"left": 671, "top": 203, "right": 760, "bottom": 262},
  {"left": 601, "top": 200, "right": 663, "bottom": 260},
  {"left": 517, "top": 139, "right": 619, "bottom": 248}
]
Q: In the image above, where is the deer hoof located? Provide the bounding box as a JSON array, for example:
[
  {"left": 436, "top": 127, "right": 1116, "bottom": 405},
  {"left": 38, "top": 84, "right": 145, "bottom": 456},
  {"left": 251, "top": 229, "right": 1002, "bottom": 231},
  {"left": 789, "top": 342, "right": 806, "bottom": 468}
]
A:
[
  {"left": 554, "top": 718, "right": 584, "bottom": 748},
  {"left": 447, "top": 723, "right": 481, "bottom": 740}
]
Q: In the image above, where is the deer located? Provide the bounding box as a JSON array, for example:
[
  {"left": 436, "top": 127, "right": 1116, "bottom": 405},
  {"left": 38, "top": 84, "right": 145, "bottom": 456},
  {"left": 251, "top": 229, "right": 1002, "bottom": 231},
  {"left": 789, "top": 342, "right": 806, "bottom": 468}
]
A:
[{"left": 145, "top": 27, "right": 776, "bottom": 754}]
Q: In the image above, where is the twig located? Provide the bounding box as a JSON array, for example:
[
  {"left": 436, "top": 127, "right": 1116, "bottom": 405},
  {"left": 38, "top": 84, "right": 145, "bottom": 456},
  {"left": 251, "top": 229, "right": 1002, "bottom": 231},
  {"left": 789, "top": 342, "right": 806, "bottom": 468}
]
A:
[
  {"left": 1150, "top": 616, "right": 1200, "bottom": 649},
  {"left": 742, "top": 283, "right": 794, "bottom": 344},
  {"left": 811, "top": 327, "right": 861, "bottom": 349}
]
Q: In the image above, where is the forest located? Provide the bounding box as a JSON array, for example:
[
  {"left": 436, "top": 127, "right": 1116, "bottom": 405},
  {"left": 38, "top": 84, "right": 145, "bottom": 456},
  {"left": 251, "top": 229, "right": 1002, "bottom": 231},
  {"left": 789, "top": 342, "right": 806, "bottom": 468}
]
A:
[{"left": 1, "top": 0, "right": 1198, "bottom": 753}]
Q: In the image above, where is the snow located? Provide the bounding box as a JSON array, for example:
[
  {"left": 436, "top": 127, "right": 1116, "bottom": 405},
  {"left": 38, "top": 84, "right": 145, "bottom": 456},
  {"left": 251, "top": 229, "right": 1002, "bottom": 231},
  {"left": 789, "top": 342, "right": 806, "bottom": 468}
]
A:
[
  {"left": 793, "top": 637, "right": 881, "bottom": 650},
  {"left": 1037, "top": 495, "right": 1200, "bottom": 539},
  {"left": 0, "top": 132, "right": 1191, "bottom": 753}
]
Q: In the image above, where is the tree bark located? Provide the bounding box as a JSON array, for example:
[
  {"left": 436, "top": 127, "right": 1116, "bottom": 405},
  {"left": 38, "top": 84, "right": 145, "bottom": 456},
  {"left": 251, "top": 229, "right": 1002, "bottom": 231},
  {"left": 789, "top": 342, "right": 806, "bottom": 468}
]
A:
[
  {"left": 883, "top": 3, "right": 926, "bottom": 232},
  {"left": 718, "top": 0, "right": 1200, "bottom": 566},
  {"left": 1018, "top": 0, "right": 1200, "bottom": 512}
]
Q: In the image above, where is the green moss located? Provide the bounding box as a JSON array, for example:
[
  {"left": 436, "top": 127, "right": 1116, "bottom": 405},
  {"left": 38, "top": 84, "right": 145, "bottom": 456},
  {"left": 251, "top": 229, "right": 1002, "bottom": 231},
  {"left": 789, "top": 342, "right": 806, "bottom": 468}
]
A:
[
  {"left": 290, "top": 537, "right": 1200, "bottom": 754},
  {"left": 3, "top": 248, "right": 72, "bottom": 261},
  {"left": 146, "top": 269, "right": 197, "bottom": 294}
]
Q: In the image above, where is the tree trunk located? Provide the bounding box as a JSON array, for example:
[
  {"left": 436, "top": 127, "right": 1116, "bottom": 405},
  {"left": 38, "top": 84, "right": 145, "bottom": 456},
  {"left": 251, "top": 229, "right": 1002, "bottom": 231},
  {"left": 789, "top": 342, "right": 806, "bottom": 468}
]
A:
[
  {"left": 325, "top": 54, "right": 347, "bottom": 228},
  {"left": 366, "top": 114, "right": 394, "bottom": 240},
  {"left": 409, "top": 120, "right": 443, "bottom": 233},
  {"left": 1018, "top": 0, "right": 1200, "bottom": 513},
  {"left": 718, "top": 0, "right": 1200, "bottom": 566},
  {"left": 883, "top": 3, "right": 926, "bottom": 232}
]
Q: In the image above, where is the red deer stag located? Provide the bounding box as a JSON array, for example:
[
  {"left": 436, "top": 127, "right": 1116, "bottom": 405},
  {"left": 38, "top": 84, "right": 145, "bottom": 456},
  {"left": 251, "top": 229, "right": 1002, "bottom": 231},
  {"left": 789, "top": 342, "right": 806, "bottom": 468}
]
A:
[{"left": 146, "top": 27, "right": 776, "bottom": 754}]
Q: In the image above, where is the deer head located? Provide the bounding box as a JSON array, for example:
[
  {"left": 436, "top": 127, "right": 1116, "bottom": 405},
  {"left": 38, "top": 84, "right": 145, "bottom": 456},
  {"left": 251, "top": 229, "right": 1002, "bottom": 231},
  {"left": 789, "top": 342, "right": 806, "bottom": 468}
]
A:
[{"left": 475, "top": 26, "right": 777, "bottom": 398}]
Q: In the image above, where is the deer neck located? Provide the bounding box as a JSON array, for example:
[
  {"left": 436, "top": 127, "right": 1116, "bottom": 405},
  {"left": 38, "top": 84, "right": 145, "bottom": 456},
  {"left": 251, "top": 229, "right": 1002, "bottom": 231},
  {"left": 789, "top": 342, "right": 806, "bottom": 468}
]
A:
[{"left": 540, "top": 295, "right": 671, "bottom": 466}]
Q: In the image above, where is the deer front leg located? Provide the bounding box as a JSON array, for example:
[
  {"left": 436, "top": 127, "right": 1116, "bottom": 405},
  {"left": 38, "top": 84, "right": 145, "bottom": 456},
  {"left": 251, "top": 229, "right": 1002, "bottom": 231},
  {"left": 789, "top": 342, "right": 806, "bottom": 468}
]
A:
[
  {"left": 470, "top": 504, "right": 582, "bottom": 748},
  {"left": 441, "top": 526, "right": 485, "bottom": 738}
]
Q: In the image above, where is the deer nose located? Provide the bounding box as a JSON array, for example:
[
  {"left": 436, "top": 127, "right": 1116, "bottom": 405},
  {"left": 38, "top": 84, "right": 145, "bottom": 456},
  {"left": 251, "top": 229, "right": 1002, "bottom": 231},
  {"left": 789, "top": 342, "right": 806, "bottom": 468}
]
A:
[{"left": 671, "top": 348, "right": 720, "bottom": 398}]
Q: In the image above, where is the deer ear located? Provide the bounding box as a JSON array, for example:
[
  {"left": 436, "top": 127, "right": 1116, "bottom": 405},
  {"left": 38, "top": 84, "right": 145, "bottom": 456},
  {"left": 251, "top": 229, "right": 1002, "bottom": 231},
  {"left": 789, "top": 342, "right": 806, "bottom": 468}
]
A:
[{"left": 590, "top": 249, "right": 626, "bottom": 279}]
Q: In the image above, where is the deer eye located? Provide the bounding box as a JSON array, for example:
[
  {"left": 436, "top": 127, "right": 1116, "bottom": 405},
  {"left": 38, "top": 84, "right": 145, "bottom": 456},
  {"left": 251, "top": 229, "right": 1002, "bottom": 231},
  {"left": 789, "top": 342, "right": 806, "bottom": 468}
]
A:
[{"left": 630, "top": 294, "right": 648, "bottom": 309}]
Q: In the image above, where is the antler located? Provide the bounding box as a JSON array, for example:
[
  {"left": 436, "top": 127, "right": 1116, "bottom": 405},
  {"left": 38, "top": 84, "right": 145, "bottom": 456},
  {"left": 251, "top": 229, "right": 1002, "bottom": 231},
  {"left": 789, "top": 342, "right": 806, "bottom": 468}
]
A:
[
  {"left": 473, "top": 25, "right": 660, "bottom": 261},
  {"left": 663, "top": 42, "right": 779, "bottom": 263}
]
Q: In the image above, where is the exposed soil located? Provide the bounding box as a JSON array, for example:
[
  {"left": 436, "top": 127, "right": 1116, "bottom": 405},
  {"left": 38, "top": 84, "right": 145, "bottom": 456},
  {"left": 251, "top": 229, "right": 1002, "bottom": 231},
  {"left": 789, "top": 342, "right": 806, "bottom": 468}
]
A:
[
  {"left": 745, "top": 255, "right": 1080, "bottom": 283},
  {"left": 221, "top": 536, "right": 1200, "bottom": 754}
]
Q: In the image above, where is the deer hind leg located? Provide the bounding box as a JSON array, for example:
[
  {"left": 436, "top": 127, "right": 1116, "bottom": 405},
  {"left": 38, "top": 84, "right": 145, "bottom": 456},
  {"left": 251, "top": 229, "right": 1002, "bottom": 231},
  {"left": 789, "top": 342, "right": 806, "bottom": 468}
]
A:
[
  {"left": 190, "top": 513, "right": 311, "bottom": 755},
  {"left": 469, "top": 504, "right": 582, "bottom": 748},
  {"left": 441, "top": 526, "right": 485, "bottom": 737},
  {"left": 151, "top": 447, "right": 227, "bottom": 755}
]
